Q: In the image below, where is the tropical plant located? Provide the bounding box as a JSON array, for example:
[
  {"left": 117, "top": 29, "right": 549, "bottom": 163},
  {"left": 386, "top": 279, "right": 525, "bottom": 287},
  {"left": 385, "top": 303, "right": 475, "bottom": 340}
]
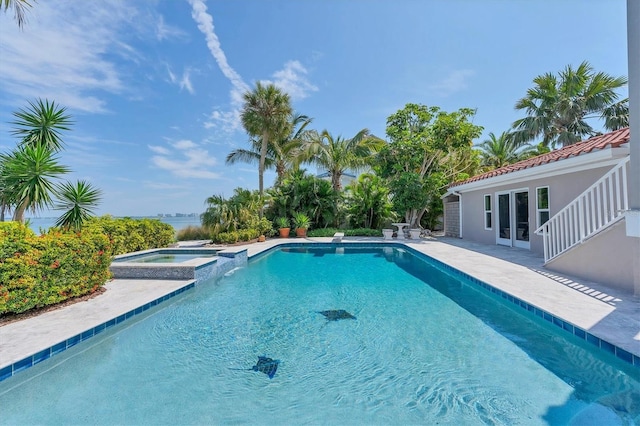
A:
[
  {"left": 511, "top": 61, "right": 628, "bottom": 148},
  {"left": 12, "top": 99, "right": 72, "bottom": 152},
  {"left": 275, "top": 217, "right": 290, "bottom": 229},
  {"left": 226, "top": 113, "right": 312, "bottom": 185},
  {"left": 300, "top": 129, "right": 383, "bottom": 192},
  {"left": 54, "top": 180, "right": 103, "bottom": 231},
  {"left": 375, "top": 103, "right": 483, "bottom": 228},
  {"left": 0, "top": 145, "right": 70, "bottom": 222},
  {"left": 240, "top": 83, "right": 293, "bottom": 197},
  {"left": 292, "top": 212, "right": 311, "bottom": 230},
  {"left": 201, "top": 188, "right": 271, "bottom": 238},
  {"left": 267, "top": 170, "right": 339, "bottom": 229},
  {"left": 1, "top": 0, "right": 32, "bottom": 28},
  {"left": 477, "top": 131, "right": 536, "bottom": 169},
  {"left": 344, "top": 173, "right": 394, "bottom": 229}
]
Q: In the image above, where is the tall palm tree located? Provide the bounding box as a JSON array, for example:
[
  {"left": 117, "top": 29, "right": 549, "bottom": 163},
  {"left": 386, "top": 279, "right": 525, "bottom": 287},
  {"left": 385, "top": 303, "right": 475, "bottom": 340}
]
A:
[
  {"left": 2, "top": 0, "right": 32, "bottom": 28},
  {"left": 240, "top": 83, "right": 292, "bottom": 197},
  {"left": 0, "top": 145, "right": 70, "bottom": 222},
  {"left": 227, "top": 113, "right": 312, "bottom": 185},
  {"left": 301, "top": 129, "right": 383, "bottom": 192},
  {"left": 54, "top": 180, "right": 102, "bottom": 230},
  {"left": 511, "top": 61, "right": 628, "bottom": 148},
  {"left": 477, "top": 131, "right": 536, "bottom": 169}
]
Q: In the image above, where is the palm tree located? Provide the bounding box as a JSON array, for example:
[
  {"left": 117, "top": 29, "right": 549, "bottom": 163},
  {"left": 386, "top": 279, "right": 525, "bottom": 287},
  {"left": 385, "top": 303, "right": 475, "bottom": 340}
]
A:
[
  {"left": 477, "top": 131, "right": 536, "bottom": 169},
  {"left": 240, "top": 83, "right": 292, "bottom": 197},
  {"left": 511, "top": 61, "right": 628, "bottom": 148},
  {"left": 0, "top": 145, "right": 70, "bottom": 222},
  {"left": 301, "top": 129, "right": 384, "bottom": 192},
  {"left": 227, "top": 113, "right": 312, "bottom": 185},
  {"left": 2, "top": 0, "right": 32, "bottom": 28},
  {"left": 12, "top": 99, "right": 72, "bottom": 152},
  {"left": 54, "top": 180, "right": 102, "bottom": 230}
]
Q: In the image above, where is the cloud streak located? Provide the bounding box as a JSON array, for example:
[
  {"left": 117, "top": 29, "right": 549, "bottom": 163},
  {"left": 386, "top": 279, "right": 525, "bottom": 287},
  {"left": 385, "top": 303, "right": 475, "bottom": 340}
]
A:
[
  {"left": 149, "top": 139, "right": 220, "bottom": 179},
  {"left": 188, "top": 0, "right": 317, "bottom": 131},
  {"left": 429, "top": 69, "right": 475, "bottom": 97}
]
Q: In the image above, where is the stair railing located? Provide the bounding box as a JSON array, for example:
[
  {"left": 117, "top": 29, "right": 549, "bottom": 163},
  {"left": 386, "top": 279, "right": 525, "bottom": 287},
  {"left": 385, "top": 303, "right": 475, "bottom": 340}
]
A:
[{"left": 534, "top": 157, "right": 629, "bottom": 262}]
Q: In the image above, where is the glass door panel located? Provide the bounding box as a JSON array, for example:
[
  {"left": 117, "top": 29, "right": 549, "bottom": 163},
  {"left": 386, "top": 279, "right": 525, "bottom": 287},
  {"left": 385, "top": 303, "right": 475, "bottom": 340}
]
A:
[
  {"left": 497, "top": 193, "right": 511, "bottom": 246},
  {"left": 514, "top": 191, "right": 530, "bottom": 248}
]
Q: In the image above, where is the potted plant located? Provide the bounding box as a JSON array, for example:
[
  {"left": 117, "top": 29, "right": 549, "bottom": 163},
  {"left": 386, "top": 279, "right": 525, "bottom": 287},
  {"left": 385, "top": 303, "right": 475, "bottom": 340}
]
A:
[
  {"left": 292, "top": 213, "right": 311, "bottom": 237},
  {"left": 276, "top": 217, "right": 290, "bottom": 238}
]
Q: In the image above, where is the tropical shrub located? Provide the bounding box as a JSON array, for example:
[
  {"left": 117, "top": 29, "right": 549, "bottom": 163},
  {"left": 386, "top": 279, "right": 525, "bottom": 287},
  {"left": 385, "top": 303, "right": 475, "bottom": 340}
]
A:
[
  {"left": 267, "top": 171, "right": 339, "bottom": 228},
  {"left": 344, "top": 173, "right": 394, "bottom": 229},
  {"left": 0, "top": 222, "right": 111, "bottom": 315},
  {"left": 306, "top": 228, "right": 382, "bottom": 237},
  {"left": 82, "top": 216, "right": 174, "bottom": 255},
  {"left": 202, "top": 188, "right": 271, "bottom": 240},
  {"left": 176, "top": 225, "right": 212, "bottom": 241}
]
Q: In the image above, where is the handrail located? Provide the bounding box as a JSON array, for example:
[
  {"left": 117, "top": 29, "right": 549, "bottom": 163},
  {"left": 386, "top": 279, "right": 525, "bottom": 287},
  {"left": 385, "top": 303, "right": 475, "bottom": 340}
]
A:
[{"left": 534, "top": 157, "right": 629, "bottom": 262}]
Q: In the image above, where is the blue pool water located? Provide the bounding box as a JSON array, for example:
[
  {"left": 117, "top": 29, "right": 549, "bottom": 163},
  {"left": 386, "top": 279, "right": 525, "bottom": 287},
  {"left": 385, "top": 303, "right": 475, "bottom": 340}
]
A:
[{"left": 1, "top": 246, "right": 638, "bottom": 425}]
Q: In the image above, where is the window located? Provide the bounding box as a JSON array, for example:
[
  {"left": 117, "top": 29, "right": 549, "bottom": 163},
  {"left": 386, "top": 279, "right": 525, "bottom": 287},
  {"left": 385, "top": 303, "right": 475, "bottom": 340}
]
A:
[
  {"left": 484, "top": 194, "right": 492, "bottom": 230},
  {"left": 537, "top": 187, "right": 550, "bottom": 227}
]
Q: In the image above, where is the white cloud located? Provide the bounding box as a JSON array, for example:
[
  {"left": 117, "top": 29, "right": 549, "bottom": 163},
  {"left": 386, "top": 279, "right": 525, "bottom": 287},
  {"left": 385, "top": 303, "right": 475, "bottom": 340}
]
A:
[
  {"left": 155, "top": 15, "right": 187, "bottom": 41},
  {"left": 429, "top": 69, "right": 475, "bottom": 97},
  {"left": 179, "top": 69, "right": 195, "bottom": 94},
  {"left": 263, "top": 60, "right": 318, "bottom": 101},
  {"left": 149, "top": 138, "right": 220, "bottom": 179},
  {"left": 149, "top": 145, "right": 171, "bottom": 155},
  {"left": 0, "top": 1, "right": 146, "bottom": 113}
]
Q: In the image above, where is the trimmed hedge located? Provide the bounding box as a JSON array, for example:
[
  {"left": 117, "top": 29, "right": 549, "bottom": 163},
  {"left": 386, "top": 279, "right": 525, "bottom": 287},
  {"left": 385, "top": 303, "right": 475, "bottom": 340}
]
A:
[
  {"left": 306, "top": 228, "right": 383, "bottom": 237},
  {"left": 0, "top": 222, "right": 112, "bottom": 315},
  {"left": 82, "top": 216, "right": 175, "bottom": 255}
]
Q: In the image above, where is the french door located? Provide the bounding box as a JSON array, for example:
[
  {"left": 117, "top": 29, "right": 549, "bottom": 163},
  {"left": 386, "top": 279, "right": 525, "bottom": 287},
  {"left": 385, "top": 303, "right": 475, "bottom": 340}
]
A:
[{"left": 496, "top": 189, "right": 530, "bottom": 249}]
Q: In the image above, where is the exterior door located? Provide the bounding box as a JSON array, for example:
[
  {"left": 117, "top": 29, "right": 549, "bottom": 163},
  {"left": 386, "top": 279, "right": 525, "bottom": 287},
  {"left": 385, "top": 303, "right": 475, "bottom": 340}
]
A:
[
  {"left": 496, "top": 190, "right": 530, "bottom": 249},
  {"left": 496, "top": 192, "right": 512, "bottom": 246}
]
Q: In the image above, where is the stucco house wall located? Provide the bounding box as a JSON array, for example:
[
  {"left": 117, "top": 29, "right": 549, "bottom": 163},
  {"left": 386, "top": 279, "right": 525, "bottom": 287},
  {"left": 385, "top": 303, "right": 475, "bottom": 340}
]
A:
[{"left": 460, "top": 165, "right": 616, "bottom": 255}]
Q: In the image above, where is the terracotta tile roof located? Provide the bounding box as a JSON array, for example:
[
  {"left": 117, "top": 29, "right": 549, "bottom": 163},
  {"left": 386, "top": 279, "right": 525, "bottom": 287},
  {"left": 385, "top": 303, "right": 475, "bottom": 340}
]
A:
[{"left": 450, "top": 127, "right": 630, "bottom": 188}]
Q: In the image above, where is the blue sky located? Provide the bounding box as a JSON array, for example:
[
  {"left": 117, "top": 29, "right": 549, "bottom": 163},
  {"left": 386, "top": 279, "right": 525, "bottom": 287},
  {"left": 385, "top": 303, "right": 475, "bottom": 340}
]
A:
[{"left": 0, "top": 0, "right": 629, "bottom": 217}]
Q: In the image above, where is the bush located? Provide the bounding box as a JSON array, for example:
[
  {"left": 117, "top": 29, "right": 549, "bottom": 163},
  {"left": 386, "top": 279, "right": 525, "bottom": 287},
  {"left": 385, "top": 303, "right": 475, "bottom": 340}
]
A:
[
  {"left": 82, "top": 216, "right": 174, "bottom": 255},
  {"left": 176, "top": 225, "right": 212, "bottom": 241},
  {"left": 306, "top": 228, "right": 382, "bottom": 237},
  {"left": 0, "top": 222, "right": 112, "bottom": 315},
  {"left": 215, "top": 231, "right": 239, "bottom": 244}
]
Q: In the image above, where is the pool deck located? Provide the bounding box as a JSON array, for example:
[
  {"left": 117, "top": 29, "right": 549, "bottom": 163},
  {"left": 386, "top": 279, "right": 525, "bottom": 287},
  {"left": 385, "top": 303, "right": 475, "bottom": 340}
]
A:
[{"left": 1, "top": 236, "right": 639, "bottom": 372}]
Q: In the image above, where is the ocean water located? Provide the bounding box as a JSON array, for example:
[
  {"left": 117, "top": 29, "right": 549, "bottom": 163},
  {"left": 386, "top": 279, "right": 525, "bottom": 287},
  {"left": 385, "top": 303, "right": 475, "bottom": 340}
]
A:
[
  {"left": 0, "top": 246, "right": 637, "bottom": 425},
  {"left": 22, "top": 216, "right": 202, "bottom": 234}
]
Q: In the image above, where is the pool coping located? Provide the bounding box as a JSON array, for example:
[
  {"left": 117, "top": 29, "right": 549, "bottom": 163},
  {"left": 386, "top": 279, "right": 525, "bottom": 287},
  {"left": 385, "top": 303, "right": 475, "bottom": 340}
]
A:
[{"left": 1, "top": 238, "right": 638, "bottom": 382}]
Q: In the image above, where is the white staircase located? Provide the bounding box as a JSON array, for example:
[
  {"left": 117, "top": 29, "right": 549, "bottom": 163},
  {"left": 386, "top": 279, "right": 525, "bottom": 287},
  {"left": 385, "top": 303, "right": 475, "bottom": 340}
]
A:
[{"left": 535, "top": 157, "right": 629, "bottom": 263}]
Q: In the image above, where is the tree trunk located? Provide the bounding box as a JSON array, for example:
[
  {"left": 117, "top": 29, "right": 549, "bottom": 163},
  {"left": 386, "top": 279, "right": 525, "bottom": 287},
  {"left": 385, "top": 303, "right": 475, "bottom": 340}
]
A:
[
  {"left": 259, "top": 132, "right": 269, "bottom": 217},
  {"left": 12, "top": 197, "right": 28, "bottom": 223}
]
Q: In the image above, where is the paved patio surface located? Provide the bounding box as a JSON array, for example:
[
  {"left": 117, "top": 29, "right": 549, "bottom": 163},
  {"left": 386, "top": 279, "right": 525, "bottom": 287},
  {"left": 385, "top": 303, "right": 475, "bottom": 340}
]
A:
[{"left": 1, "top": 236, "right": 638, "bottom": 372}]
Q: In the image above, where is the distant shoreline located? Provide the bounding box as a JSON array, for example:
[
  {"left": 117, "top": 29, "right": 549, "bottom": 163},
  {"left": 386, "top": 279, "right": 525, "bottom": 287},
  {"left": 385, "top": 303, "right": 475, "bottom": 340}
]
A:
[{"left": 22, "top": 216, "right": 203, "bottom": 233}]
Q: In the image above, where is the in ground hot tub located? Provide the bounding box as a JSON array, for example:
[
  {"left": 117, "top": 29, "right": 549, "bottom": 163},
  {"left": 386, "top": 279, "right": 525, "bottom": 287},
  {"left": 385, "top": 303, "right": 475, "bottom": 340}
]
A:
[{"left": 110, "top": 248, "right": 246, "bottom": 282}]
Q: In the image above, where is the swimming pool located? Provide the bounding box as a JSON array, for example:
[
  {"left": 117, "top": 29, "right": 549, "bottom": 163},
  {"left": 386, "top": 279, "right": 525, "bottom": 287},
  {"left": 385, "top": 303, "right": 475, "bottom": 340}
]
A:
[{"left": 0, "top": 246, "right": 638, "bottom": 424}]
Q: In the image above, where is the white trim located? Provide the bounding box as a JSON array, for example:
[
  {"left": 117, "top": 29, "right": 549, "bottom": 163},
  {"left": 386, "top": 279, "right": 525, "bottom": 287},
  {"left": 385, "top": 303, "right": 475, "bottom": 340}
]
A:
[
  {"left": 451, "top": 146, "right": 629, "bottom": 193},
  {"left": 536, "top": 186, "right": 550, "bottom": 229},
  {"left": 483, "top": 194, "right": 492, "bottom": 230}
]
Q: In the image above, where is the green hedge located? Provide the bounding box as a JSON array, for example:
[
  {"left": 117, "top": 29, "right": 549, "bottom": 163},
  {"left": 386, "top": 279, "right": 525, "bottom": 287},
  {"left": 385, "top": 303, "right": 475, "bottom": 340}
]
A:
[
  {"left": 82, "top": 216, "right": 175, "bottom": 255},
  {"left": 0, "top": 222, "right": 112, "bottom": 315},
  {"left": 306, "top": 228, "right": 383, "bottom": 237}
]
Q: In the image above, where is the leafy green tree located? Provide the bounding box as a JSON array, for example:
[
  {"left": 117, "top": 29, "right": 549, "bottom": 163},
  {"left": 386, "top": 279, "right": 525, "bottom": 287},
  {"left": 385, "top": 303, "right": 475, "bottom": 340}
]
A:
[
  {"left": 375, "top": 103, "right": 483, "bottom": 228},
  {"left": 1, "top": 0, "right": 32, "bottom": 28},
  {"left": 240, "top": 83, "right": 293, "bottom": 197},
  {"left": 301, "top": 129, "right": 383, "bottom": 192},
  {"left": 477, "top": 131, "right": 536, "bottom": 169},
  {"left": 0, "top": 145, "right": 70, "bottom": 222},
  {"left": 344, "top": 173, "right": 394, "bottom": 229},
  {"left": 227, "top": 113, "right": 312, "bottom": 185},
  {"left": 54, "top": 180, "right": 103, "bottom": 231},
  {"left": 511, "top": 61, "right": 628, "bottom": 148}
]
